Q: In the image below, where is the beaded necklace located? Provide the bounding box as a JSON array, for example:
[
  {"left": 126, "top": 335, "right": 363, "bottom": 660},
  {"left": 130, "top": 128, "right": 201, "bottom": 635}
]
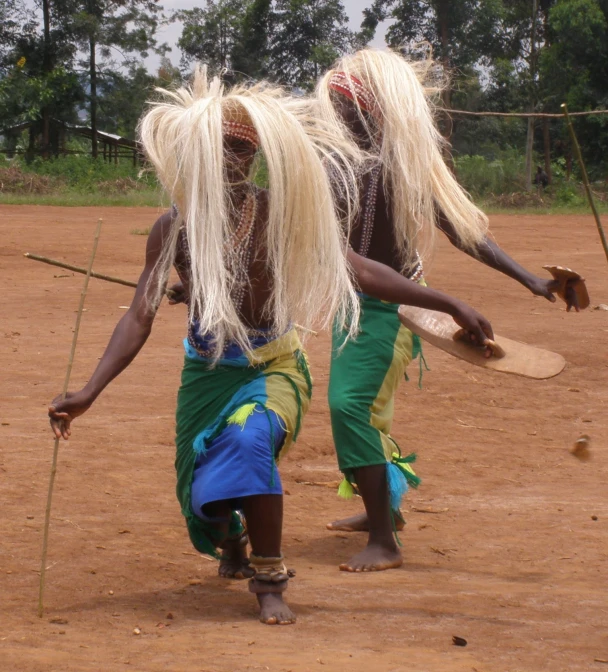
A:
[
  {"left": 356, "top": 165, "right": 424, "bottom": 281},
  {"left": 175, "top": 189, "right": 259, "bottom": 357},
  {"left": 357, "top": 164, "right": 381, "bottom": 259},
  {"left": 225, "top": 189, "right": 257, "bottom": 315}
]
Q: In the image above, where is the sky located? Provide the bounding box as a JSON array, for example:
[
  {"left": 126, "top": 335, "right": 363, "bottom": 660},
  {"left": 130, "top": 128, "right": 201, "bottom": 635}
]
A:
[
  {"left": 25, "top": 0, "right": 392, "bottom": 72},
  {"left": 152, "top": 0, "right": 393, "bottom": 71}
]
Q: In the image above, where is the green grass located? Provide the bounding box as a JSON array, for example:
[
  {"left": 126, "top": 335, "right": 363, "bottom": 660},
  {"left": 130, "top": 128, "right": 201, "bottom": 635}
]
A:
[
  {"left": 2, "top": 153, "right": 606, "bottom": 215},
  {"left": 0, "top": 190, "right": 168, "bottom": 207},
  {"left": 480, "top": 201, "right": 608, "bottom": 215},
  {"left": 17, "top": 155, "right": 155, "bottom": 188},
  {"left": 2, "top": 190, "right": 605, "bottom": 215}
]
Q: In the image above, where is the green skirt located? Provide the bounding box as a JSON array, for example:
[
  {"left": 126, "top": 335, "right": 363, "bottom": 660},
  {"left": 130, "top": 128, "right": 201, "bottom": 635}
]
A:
[{"left": 328, "top": 294, "right": 421, "bottom": 509}]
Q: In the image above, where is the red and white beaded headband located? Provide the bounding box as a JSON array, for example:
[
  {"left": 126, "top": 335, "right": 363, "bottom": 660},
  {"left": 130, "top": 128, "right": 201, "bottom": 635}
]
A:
[
  {"left": 328, "top": 72, "right": 378, "bottom": 117},
  {"left": 222, "top": 120, "right": 260, "bottom": 148}
]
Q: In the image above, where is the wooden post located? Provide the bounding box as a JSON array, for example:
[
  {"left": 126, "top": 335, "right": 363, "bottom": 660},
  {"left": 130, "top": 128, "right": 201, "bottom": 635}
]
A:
[
  {"left": 542, "top": 117, "right": 552, "bottom": 185},
  {"left": 562, "top": 104, "right": 608, "bottom": 264}
]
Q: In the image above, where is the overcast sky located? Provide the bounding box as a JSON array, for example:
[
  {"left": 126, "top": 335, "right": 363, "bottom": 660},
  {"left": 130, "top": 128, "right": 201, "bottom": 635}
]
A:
[
  {"left": 26, "top": 0, "right": 392, "bottom": 71},
  {"left": 153, "top": 0, "right": 392, "bottom": 70}
]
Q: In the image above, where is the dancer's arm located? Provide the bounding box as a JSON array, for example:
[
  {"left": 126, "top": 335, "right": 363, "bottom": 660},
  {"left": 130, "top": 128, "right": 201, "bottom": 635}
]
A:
[
  {"left": 48, "top": 212, "right": 172, "bottom": 439},
  {"left": 347, "top": 250, "right": 494, "bottom": 346},
  {"left": 436, "top": 208, "right": 580, "bottom": 311}
]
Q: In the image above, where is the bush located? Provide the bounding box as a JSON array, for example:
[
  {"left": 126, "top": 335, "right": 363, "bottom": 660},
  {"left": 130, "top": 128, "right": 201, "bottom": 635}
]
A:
[
  {"left": 553, "top": 182, "right": 586, "bottom": 206},
  {"left": 18, "top": 155, "right": 156, "bottom": 192},
  {"left": 454, "top": 150, "right": 526, "bottom": 197},
  {"left": 0, "top": 163, "right": 63, "bottom": 194}
]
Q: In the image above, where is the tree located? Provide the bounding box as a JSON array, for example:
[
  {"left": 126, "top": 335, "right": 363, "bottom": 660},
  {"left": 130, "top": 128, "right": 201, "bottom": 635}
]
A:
[
  {"left": 0, "top": 1, "right": 82, "bottom": 157},
  {"left": 68, "top": 0, "right": 166, "bottom": 156},
  {"left": 271, "top": 0, "right": 353, "bottom": 88},
  {"left": 156, "top": 56, "right": 182, "bottom": 88},
  {"left": 0, "top": 0, "right": 36, "bottom": 72},
  {"left": 176, "top": 0, "right": 248, "bottom": 71},
  {"left": 231, "top": 0, "right": 273, "bottom": 79},
  {"left": 96, "top": 58, "right": 183, "bottom": 138},
  {"left": 356, "top": 0, "right": 505, "bottom": 166},
  {"left": 96, "top": 65, "right": 155, "bottom": 137},
  {"left": 479, "top": 0, "right": 608, "bottom": 184},
  {"left": 175, "top": 0, "right": 352, "bottom": 87},
  {"left": 540, "top": 0, "right": 608, "bottom": 110},
  {"left": 361, "top": 1, "right": 504, "bottom": 107},
  {"left": 540, "top": 0, "right": 608, "bottom": 175}
]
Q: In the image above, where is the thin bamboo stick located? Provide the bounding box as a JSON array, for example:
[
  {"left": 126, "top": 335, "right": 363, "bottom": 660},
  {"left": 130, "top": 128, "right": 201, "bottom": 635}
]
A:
[
  {"left": 562, "top": 103, "right": 608, "bottom": 264},
  {"left": 38, "top": 219, "right": 103, "bottom": 618},
  {"left": 24, "top": 253, "right": 177, "bottom": 299},
  {"left": 24, "top": 253, "right": 318, "bottom": 334},
  {"left": 24, "top": 253, "right": 137, "bottom": 289}
]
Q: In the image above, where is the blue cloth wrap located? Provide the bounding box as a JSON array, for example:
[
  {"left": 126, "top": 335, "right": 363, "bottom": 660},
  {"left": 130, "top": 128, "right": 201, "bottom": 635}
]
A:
[
  {"left": 190, "top": 405, "right": 286, "bottom": 518},
  {"left": 184, "top": 333, "right": 287, "bottom": 520}
]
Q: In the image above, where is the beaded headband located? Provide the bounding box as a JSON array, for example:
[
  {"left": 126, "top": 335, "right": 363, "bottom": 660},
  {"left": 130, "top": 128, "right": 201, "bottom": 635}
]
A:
[
  {"left": 328, "top": 72, "right": 377, "bottom": 116},
  {"left": 222, "top": 120, "right": 260, "bottom": 148}
]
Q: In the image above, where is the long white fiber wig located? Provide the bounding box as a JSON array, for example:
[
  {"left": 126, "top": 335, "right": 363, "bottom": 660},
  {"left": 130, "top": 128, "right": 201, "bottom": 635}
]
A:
[
  {"left": 138, "top": 66, "right": 361, "bottom": 358},
  {"left": 316, "top": 48, "right": 489, "bottom": 270}
]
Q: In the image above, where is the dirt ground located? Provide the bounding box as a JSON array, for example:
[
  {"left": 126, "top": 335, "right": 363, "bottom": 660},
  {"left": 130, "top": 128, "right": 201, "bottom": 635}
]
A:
[{"left": 1, "top": 205, "right": 607, "bottom": 672}]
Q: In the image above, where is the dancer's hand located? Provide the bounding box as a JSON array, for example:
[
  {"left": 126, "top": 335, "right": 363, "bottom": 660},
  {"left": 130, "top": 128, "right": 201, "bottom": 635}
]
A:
[
  {"left": 451, "top": 303, "right": 495, "bottom": 358},
  {"left": 526, "top": 276, "right": 580, "bottom": 312},
  {"left": 48, "top": 391, "right": 93, "bottom": 440},
  {"left": 167, "top": 281, "right": 188, "bottom": 305},
  {"left": 563, "top": 281, "right": 581, "bottom": 312}
]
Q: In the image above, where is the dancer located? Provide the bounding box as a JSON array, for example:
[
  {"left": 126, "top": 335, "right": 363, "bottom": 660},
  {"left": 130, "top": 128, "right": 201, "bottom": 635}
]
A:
[
  {"left": 48, "top": 67, "right": 494, "bottom": 625},
  {"left": 316, "top": 49, "right": 580, "bottom": 572},
  {"left": 48, "top": 68, "right": 362, "bottom": 625}
]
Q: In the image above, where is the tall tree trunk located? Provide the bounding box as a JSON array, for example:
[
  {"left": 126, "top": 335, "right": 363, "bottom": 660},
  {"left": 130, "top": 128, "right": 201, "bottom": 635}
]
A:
[
  {"left": 41, "top": 0, "right": 51, "bottom": 159},
  {"left": 525, "top": 0, "right": 540, "bottom": 191},
  {"left": 437, "top": 0, "right": 453, "bottom": 168},
  {"left": 27, "top": 125, "right": 36, "bottom": 163},
  {"left": 525, "top": 116, "right": 535, "bottom": 190},
  {"left": 90, "top": 36, "right": 98, "bottom": 159},
  {"left": 542, "top": 117, "right": 552, "bottom": 185},
  {"left": 541, "top": 3, "right": 552, "bottom": 185}
]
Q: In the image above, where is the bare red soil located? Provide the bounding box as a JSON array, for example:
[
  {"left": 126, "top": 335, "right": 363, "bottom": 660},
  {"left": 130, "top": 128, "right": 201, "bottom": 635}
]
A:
[{"left": 1, "top": 206, "right": 607, "bottom": 671}]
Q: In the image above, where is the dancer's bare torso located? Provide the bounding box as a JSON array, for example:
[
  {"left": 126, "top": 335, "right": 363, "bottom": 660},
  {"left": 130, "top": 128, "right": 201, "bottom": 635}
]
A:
[
  {"left": 348, "top": 168, "right": 422, "bottom": 280},
  {"left": 173, "top": 186, "right": 275, "bottom": 331}
]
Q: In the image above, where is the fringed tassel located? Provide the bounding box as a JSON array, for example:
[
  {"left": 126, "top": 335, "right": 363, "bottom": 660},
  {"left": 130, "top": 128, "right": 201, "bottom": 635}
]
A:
[
  {"left": 227, "top": 403, "right": 257, "bottom": 427},
  {"left": 386, "top": 462, "right": 409, "bottom": 512},
  {"left": 295, "top": 349, "right": 313, "bottom": 399},
  {"left": 391, "top": 452, "right": 421, "bottom": 488},
  {"left": 337, "top": 477, "right": 355, "bottom": 500},
  {"left": 417, "top": 350, "right": 430, "bottom": 389},
  {"left": 264, "top": 369, "right": 306, "bottom": 441},
  {"left": 411, "top": 333, "right": 423, "bottom": 361},
  {"left": 405, "top": 334, "right": 430, "bottom": 389}
]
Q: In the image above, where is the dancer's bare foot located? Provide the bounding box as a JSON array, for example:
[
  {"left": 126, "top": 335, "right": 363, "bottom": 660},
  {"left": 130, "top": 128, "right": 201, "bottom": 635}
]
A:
[
  {"left": 257, "top": 593, "right": 296, "bottom": 625},
  {"left": 339, "top": 543, "right": 403, "bottom": 572},
  {"left": 327, "top": 511, "right": 405, "bottom": 533},
  {"left": 218, "top": 537, "right": 254, "bottom": 579}
]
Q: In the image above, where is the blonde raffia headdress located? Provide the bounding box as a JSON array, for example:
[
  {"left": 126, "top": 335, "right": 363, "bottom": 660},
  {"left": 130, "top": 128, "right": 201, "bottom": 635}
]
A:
[
  {"left": 317, "top": 48, "right": 488, "bottom": 270},
  {"left": 327, "top": 72, "right": 378, "bottom": 117},
  {"left": 222, "top": 104, "right": 260, "bottom": 146},
  {"left": 138, "top": 66, "right": 361, "bottom": 359}
]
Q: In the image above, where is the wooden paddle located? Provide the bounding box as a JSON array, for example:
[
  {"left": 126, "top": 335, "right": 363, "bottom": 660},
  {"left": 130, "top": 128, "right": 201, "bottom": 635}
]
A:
[{"left": 398, "top": 305, "right": 566, "bottom": 380}]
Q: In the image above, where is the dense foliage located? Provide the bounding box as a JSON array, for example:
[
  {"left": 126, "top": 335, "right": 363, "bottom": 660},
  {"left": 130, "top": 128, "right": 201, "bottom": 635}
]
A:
[{"left": 0, "top": 0, "right": 607, "bottom": 194}]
